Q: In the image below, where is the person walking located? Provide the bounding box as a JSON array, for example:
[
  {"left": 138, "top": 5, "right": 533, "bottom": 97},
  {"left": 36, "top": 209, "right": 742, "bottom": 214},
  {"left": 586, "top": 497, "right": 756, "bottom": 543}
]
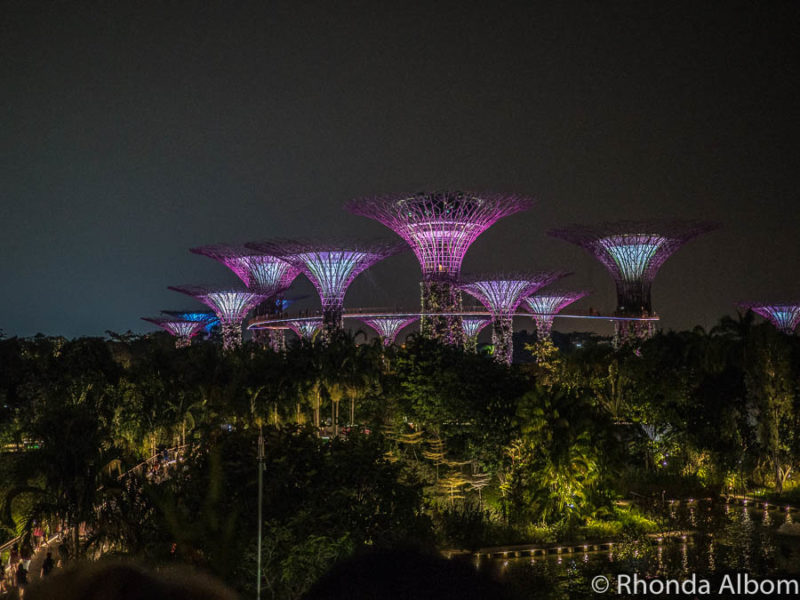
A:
[{"left": 41, "top": 551, "right": 56, "bottom": 578}]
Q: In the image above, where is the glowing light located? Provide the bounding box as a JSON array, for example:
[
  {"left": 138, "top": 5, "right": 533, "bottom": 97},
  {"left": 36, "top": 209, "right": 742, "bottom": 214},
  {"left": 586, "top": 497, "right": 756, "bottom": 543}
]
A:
[
  {"left": 287, "top": 319, "right": 323, "bottom": 340},
  {"left": 459, "top": 273, "right": 566, "bottom": 364},
  {"left": 168, "top": 285, "right": 269, "bottom": 350},
  {"left": 357, "top": 316, "right": 419, "bottom": 345},
  {"left": 739, "top": 303, "right": 800, "bottom": 335},
  {"left": 162, "top": 310, "right": 219, "bottom": 332},
  {"left": 190, "top": 245, "right": 300, "bottom": 293},
  {"left": 141, "top": 317, "right": 206, "bottom": 348},
  {"left": 524, "top": 290, "right": 588, "bottom": 340}
]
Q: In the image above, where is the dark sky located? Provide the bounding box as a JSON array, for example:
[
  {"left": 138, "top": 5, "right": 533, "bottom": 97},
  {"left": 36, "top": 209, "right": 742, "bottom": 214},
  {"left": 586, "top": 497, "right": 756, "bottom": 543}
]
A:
[{"left": 2, "top": 1, "right": 798, "bottom": 338}]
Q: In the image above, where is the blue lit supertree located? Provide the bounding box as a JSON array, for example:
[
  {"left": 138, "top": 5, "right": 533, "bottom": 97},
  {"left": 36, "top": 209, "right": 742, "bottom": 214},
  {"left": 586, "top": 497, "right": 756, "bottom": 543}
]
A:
[
  {"left": 247, "top": 240, "right": 404, "bottom": 341},
  {"left": 168, "top": 286, "right": 270, "bottom": 350},
  {"left": 548, "top": 220, "right": 718, "bottom": 343},
  {"left": 738, "top": 303, "right": 800, "bottom": 335},
  {"left": 161, "top": 310, "right": 220, "bottom": 333},
  {"left": 459, "top": 272, "right": 566, "bottom": 364},
  {"left": 346, "top": 191, "right": 533, "bottom": 345},
  {"left": 460, "top": 317, "right": 491, "bottom": 352},
  {"left": 357, "top": 316, "right": 419, "bottom": 346},
  {"left": 524, "top": 290, "right": 589, "bottom": 340},
  {"left": 141, "top": 317, "right": 206, "bottom": 348}
]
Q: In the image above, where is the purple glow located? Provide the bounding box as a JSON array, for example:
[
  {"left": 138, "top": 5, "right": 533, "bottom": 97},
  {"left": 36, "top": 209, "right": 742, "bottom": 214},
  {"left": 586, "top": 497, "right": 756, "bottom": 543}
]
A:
[
  {"left": 461, "top": 317, "right": 491, "bottom": 339},
  {"left": 287, "top": 319, "right": 323, "bottom": 340},
  {"left": 459, "top": 273, "right": 565, "bottom": 316},
  {"left": 739, "top": 303, "right": 800, "bottom": 334},
  {"left": 141, "top": 317, "right": 206, "bottom": 348},
  {"left": 190, "top": 244, "right": 300, "bottom": 292},
  {"left": 346, "top": 192, "right": 533, "bottom": 280},
  {"left": 358, "top": 316, "right": 419, "bottom": 345}
]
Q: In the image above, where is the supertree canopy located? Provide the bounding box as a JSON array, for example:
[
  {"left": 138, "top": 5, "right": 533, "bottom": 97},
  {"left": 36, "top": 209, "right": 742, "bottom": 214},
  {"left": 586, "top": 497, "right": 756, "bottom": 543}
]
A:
[
  {"left": 168, "top": 285, "right": 270, "bottom": 350},
  {"left": 189, "top": 244, "right": 301, "bottom": 293},
  {"left": 461, "top": 317, "right": 491, "bottom": 352},
  {"left": 141, "top": 317, "right": 206, "bottom": 348},
  {"left": 459, "top": 272, "right": 566, "bottom": 364},
  {"left": 246, "top": 240, "right": 404, "bottom": 340},
  {"left": 739, "top": 303, "right": 800, "bottom": 335},
  {"left": 346, "top": 191, "right": 533, "bottom": 345},
  {"left": 524, "top": 290, "right": 589, "bottom": 340},
  {"left": 161, "top": 310, "right": 220, "bottom": 332},
  {"left": 548, "top": 220, "right": 718, "bottom": 342},
  {"left": 357, "top": 316, "right": 419, "bottom": 346},
  {"left": 286, "top": 319, "right": 323, "bottom": 341}
]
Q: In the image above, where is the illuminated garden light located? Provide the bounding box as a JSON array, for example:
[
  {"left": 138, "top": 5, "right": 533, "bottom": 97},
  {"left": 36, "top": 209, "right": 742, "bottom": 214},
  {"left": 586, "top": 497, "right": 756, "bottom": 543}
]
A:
[
  {"left": 190, "top": 244, "right": 301, "bottom": 292},
  {"left": 168, "top": 285, "right": 270, "bottom": 350},
  {"left": 286, "top": 319, "right": 323, "bottom": 341},
  {"left": 346, "top": 191, "right": 533, "bottom": 345},
  {"left": 738, "top": 303, "right": 800, "bottom": 334},
  {"left": 459, "top": 272, "right": 566, "bottom": 364},
  {"left": 461, "top": 317, "right": 491, "bottom": 352},
  {"left": 548, "top": 220, "right": 718, "bottom": 343},
  {"left": 357, "top": 316, "right": 419, "bottom": 346},
  {"left": 523, "top": 290, "right": 589, "bottom": 340},
  {"left": 247, "top": 240, "right": 404, "bottom": 341},
  {"left": 141, "top": 317, "right": 206, "bottom": 348},
  {"left": 161, "top": 310, "right": 219, "bottom": 333}
]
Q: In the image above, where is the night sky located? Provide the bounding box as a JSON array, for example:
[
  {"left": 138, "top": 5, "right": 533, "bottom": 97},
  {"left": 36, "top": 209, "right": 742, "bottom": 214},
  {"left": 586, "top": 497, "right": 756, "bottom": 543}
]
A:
[{"left": 2, "top": 1, "right": 798, "bottom": 338}]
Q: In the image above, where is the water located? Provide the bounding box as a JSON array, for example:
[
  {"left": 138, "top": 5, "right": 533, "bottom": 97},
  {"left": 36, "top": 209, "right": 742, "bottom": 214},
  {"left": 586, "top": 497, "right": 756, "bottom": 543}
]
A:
[{"left": 467, "top": 500, "right": 800, "bottom": 599}]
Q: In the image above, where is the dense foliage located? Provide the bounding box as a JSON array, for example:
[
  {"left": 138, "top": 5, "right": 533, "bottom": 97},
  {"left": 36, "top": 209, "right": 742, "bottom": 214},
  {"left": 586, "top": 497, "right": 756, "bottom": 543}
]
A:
[{"left": 1, "top": 313, "right": 799, "bottom": 596}]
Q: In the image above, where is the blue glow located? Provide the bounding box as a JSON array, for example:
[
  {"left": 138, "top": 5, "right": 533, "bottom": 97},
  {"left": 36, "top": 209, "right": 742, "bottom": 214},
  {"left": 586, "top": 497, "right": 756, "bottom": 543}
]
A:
[{"left": 598, "top": 236, "right": 666, "bottom": 281}]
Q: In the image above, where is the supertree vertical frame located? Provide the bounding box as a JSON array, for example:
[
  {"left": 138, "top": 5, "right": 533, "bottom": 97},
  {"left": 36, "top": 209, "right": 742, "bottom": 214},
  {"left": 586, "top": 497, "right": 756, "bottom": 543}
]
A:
[
  {"left": 738, "top": 303, "right": 800, "bottom": 334},
  {"left": 461, "top": 317, "right": 491, "bottom": 353},
  {"left": 141, "top": 317, "right": 206, "bottom": 348},
  {"left": 459, "top": 272, "right": 567, "bottom": 364},
  {"left": 346, "top": 191, "right": 534, "bottom": 345},
  {"left": 168, "top": 286, "right": 271, "bottom": 350},
  {"left": 286, "top": 319, "right": 323, "bottom": 341},
  {"left": 523, "top": 290, "right": 589, "bottom": 341},
  {"left": 247, "top": 240, "right": 404, "bottom": 341},
  {"left": 548, "top": 220, "right": 718, "bottom": 344},
  {"left": 357, "top": 316, "right": 419, "bottom": 346}
]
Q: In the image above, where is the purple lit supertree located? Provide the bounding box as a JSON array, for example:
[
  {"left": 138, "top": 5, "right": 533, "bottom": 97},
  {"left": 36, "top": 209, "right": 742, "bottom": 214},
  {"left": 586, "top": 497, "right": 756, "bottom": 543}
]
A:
[
  {"left": 247, "top": 240, "right": 404, "bottom": 341},
  {"left": 189, "top": 244, "right": 301, "bottom": 292},
  {"left": 287, "top": 319, "right": 323, "bottom": 341},
  {"left": 459, "top": 272, "right": 566, "bottom": 364},
  {"left": 548, "top": 220, "right": 718, "bottom": 344},
  {"left": 524, "top": 290, "right": 589, "bottom": 341},
  {"left": 738, "top": 303, "right": 800, "bottom": 335},
  {"left": 357, "top": 316, "right": 419, "bottom": 346},
  {"left": 168, "top": 286, "right": 270, "bottom": 350},
  {"left": 346, "top": 191, "right": 533, "bottom": 345},
  {"left": 141, "top": 317, "right": 206, "bottom": 348},
  {"left": 461, "top": 317, "right": 491, "bottom": 353}
]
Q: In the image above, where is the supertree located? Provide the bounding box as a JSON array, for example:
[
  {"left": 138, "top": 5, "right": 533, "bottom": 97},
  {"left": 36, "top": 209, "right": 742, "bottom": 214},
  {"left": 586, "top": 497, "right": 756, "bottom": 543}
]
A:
[
  {"left": 247, "top": 240, "right": 404, "bottom": 341},
  {"left": 738, "top": 303, "right": 800, "bottom": 335},
  {"left": 524, "top": 290, "right": 589, "bottom": 340},
  {"left": 356, "top": 316, "right": 419, "bottom": 346},
  {"left": 161, "top": 310, "right": 220, "bottom": 333},
  {"left": 461, "top": 317, "right": 491, "bottom": 352},
  {"left": 459, "top": 272, "right": 566, "bottom": 364},
  {"left": 346, "top": 191, "right": 533, "bottom": 345},
  {"left": 189, "top": 244, "right": 301, "bottom": 292},
  {"left": 286, "top": 319, "right": 323, "bottom": 341},
  {"left": 548, "top": 219, "right": 718, "bottom": 343},
  {"left": 168, "top": 286, "right": 270, "bottom": 350},
  {"left": 141, "top": 317, "right": 206, "bottom": 348}
]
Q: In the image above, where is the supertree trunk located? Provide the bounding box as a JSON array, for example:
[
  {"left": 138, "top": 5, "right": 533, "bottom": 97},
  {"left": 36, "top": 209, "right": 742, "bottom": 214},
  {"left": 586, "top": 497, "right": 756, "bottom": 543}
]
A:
[
  {"left": 174, "top": 337, "right": 191, "bottom": 349},
  {"left": 464, "top": 335, "right": 479, "bottom": 353},
  {"left": 491, "top": 316, "right": 513, "bottom": 365},
  {"left": 251, "top": 329, "right": 270, "bottom": 346},
  {"left": 613, "top": 320, "right": 655, "bottom": 349},
  {"left": 420, "top": 280, "right": 465, "bottom": 346},
  {"left": 321, "top": 306, "right": 343, "bottom": 343},
  {"left": 533, "top": 315, "right": 555, "bottom": 341},
  {"left": 221, "top": 322, "right": 242, "bottom": 350},
  {"left": 268, "top": 329, "right": 286, "bottom": 352}
]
